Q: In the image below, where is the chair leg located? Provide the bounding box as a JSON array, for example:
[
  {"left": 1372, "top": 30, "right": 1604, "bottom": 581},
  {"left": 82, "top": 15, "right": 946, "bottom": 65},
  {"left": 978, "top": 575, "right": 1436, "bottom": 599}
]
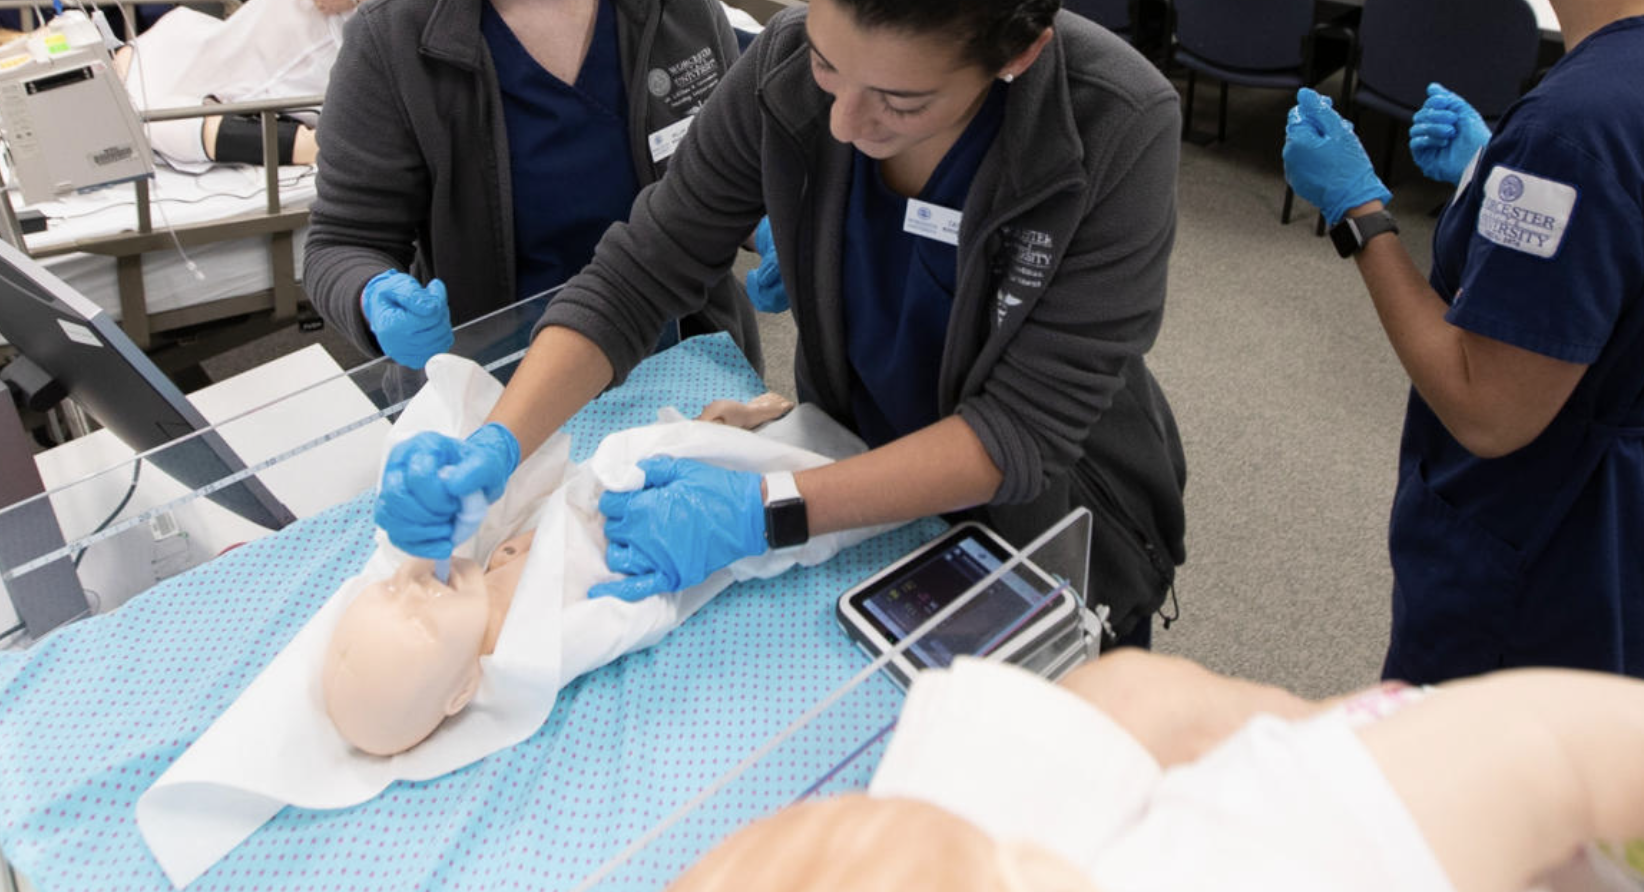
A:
[
  {"left": 1282, "top": 184, "right": 1295, "bottom": 225},
  {"left": 1217, "top": 80, "right": 1229, "bottom": 143},
  {"left": 1182, "top": 69, "right": 1196, "bottom": 140},
  {"left": 1315, "top": 212, "right": 1327, "bottom": 237}
]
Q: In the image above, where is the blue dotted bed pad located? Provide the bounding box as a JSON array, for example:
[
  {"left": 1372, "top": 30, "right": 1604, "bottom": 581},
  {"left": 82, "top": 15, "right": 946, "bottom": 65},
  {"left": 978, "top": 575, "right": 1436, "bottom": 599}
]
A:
[{"left": 0, "top": 334, "right": 938, "bottom": 892}]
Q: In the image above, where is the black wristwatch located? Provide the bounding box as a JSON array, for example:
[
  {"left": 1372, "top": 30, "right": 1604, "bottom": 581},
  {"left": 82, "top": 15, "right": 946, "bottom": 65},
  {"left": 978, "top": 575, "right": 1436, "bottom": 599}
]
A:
[
  {"left": 1329, "top": 209, "right": 1400, "bottom": 258},
  {"left": 762, "top": 471, "right": 809, "bottom": 549}
]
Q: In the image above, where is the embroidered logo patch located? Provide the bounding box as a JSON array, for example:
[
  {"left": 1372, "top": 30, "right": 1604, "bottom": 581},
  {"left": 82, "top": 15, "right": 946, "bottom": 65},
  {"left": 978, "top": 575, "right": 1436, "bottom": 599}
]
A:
[
  {"left": 646, "top": 69, "right": 672, "bottom": 98},
  {"left": 1477, "top": 165, "right": 1577, "bottom": 259}
]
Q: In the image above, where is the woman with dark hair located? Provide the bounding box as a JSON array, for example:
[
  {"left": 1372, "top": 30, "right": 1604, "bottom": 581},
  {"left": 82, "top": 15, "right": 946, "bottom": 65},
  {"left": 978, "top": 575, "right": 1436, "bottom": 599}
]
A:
[{"left": 374, "top": 0, "right": 1187, "bottom": 648}]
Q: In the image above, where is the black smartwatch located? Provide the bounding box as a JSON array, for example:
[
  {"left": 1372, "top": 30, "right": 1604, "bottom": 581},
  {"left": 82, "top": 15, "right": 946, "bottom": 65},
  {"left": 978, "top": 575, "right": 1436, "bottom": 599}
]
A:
[
  {"left": 762, "top": 471, "right": 809, "bottom": 550},
  {"left": 1329, "top": 209, "right": 1399, "bottom": 258}
]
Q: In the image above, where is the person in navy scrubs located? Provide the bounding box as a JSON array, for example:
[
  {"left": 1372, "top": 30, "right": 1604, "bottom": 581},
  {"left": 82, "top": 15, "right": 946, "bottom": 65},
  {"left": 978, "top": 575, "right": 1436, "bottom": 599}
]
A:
[
  {"left": 371, "top": 0, "right": 1189, "bottom": 651},
  {"left": 304, "top": 0, "right": 761, "bottom": 372},
  {"left": 1283, "top": 0, "right": 1644, "bottom": 684}
]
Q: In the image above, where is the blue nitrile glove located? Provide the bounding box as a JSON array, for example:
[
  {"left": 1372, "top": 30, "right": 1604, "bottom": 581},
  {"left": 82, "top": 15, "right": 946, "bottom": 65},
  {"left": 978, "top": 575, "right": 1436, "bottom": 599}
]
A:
[
  {"left": 590, "top": 456, "right": 766, "bottom": 602},
  {"left": 1282, "top": 88, "right": 1393, "bottom": 226},
  {"left": 361, "top": 270, "right": 454, "bottom": 369},
  {"left": 744, "top": 217, "right": 790, "bottom": 313},
  {"left": 1408, "top": 82, "right": 1491, "bottom": 186},
  {"left": 375, "top": 422, "right": 521, "bottom": 558}
]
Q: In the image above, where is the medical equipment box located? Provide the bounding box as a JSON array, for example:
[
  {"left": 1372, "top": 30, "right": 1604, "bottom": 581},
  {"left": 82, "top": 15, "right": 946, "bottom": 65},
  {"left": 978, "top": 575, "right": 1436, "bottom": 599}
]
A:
[{"left": 0, "top": 45, "right": 153, "bottom": 204}]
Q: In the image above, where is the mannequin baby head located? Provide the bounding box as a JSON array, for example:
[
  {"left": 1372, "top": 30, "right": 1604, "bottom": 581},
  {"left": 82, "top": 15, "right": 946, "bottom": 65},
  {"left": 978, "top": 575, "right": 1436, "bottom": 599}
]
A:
[
  {"left": 322, "top": 556, "right": 492, "bottom": 756},
  {"left": 667, "top": 795, "right": 1098, "bottom": 892}
]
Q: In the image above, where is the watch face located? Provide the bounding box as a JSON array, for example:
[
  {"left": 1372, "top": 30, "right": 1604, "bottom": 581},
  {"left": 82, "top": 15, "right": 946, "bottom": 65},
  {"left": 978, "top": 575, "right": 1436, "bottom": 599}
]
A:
[
  {"left": 1329, "top": 217, "right": 1360, "bottom": 258},
  {"left": 765, "top": 498, "right": 809, "bottom": 549}
]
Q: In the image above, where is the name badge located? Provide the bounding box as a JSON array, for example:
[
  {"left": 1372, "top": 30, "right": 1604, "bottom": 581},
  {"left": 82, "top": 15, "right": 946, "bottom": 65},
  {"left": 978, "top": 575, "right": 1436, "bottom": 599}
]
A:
[
  {"left": 903, "top": 199, "right": 962, "bottom": 246},
  {"left": 647, "top": 116, "right": 694, "bottom": 163}
]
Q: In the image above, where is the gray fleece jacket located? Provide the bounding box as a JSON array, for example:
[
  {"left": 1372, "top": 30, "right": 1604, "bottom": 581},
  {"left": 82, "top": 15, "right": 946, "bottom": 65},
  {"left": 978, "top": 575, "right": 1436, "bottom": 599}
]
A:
[
  {"left": 303, "top": 0, "right": 760, "bottom": 370},
  {"left": 540, "top": 8, "right": 1187, "bottom": 633}
]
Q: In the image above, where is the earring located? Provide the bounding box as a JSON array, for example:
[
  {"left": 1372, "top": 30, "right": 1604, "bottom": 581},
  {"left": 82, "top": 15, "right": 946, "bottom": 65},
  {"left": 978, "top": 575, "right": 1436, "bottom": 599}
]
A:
[{"left": 1002, "top": 72, "right": 1016, "bottom": 83}]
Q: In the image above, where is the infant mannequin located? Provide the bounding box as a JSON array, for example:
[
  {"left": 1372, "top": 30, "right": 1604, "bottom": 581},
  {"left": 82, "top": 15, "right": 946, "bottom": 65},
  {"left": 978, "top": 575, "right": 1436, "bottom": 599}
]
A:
[
  {"left": 324, "top": 395, "right": 795, "bottom": 756},
  {"left": 322, "top": 531, "right": 532, "bottom": 755}
]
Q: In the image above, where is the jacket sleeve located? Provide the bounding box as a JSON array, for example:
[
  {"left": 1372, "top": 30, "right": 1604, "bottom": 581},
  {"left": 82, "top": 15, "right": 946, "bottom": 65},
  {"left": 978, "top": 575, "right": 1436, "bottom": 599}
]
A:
[
  {"left": 959, "top": 90, "right": 1181, "bottom": 505},
  {"left": 531, "top": 8, "right": 770, "bottom": 384},
  {"left": 303, "top": 9, "right": 429, "bottom": 358}
]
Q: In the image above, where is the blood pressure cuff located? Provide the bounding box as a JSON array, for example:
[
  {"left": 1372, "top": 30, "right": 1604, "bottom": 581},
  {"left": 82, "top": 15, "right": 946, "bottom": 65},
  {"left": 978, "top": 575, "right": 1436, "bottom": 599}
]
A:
[{"left": 213, "top": 113, "right": 299, "bottom": 166}]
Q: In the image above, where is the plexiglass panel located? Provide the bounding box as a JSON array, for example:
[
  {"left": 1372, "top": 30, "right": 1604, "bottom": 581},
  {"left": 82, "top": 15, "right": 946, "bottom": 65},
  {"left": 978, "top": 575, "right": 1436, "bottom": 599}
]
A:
[
  {"left": 0, "top": 292, "right": 550, "bottom": 644},
  {"left": 570, "top": 508, "right": 1099, "bottom": 892}
]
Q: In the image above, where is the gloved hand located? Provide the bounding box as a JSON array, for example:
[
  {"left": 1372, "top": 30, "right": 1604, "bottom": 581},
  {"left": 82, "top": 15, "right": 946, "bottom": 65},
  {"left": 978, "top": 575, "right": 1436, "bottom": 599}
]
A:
[
  {"left": 591, "top": 456, "right": 766, "bottom": 602},
  {"left": 375, "top": 422, "right": 520, "bottom": 558},
  {"left": 1408, "top": 82, "right": 1491, "bottom": 186},
  {"left": 744, "top": 217, "right": 790, "bottom": 313},
  {"left": 361, "top": 270, "right": 454, "bottom": 369},
  {"left": 1282, "top": 88, "right": 1392, "bottom": 226}
]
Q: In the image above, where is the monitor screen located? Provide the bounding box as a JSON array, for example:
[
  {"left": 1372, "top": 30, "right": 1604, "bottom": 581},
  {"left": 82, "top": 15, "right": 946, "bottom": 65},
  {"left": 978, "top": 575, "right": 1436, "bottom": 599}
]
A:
[
  {"left": 0, "top": 393, "right": 89, "bottom": 639},
  {"left": 853, "top": 528, "right": 1062, "bottom": 669},
  {"left": 0, "top": 238, "right": 295, "bottom": 532}
]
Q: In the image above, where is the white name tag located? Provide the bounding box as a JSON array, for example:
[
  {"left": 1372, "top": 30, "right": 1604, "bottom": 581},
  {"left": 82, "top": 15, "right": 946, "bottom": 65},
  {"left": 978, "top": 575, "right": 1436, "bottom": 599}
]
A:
[
  {"left": 903, "top": 199, "right": 962, "bottom": 246},
  {"left": 58, "top": 319, "right": 101, "bottom": 348},
  {"left": 647, "top": 116, "right": 694, "bottom": 163},
  {"left": 1476, "top": 165, "right": 1578, "bottom": 260}
]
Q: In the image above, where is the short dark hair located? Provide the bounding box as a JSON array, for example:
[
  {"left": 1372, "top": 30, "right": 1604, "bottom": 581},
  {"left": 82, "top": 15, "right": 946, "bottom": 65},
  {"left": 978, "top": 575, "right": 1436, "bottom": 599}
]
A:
[{"left": 830, "top": 0, "right": 1060, "bottom": 72}]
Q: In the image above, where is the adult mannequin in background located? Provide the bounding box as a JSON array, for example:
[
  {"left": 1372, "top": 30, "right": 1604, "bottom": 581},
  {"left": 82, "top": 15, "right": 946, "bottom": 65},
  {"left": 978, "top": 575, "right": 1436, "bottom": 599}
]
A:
[
  {"left": 303, "top": 0, "right": 760, "bottom": 371},
  {"left": 372, "top": 0, "right": 1188, "bottom": 648},
  {"left": 669, "top": 651, "right": 1644, "bottom": 892},
  {"left": 1282, "top": 0, "right": 1644, "bottom": 683},
  {"left": 111, "top": 0, "right": 351, "bottom": 170}
]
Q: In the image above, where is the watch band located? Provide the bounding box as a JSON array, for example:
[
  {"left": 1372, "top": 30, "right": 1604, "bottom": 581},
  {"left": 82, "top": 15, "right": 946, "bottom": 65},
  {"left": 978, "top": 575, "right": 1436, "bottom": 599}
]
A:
[
  {"left": 1329, "top": 209, "right": 1399, "bottom": 258},
  {"left": 763, "top": 471, "right": 808, "bottom": 550}
]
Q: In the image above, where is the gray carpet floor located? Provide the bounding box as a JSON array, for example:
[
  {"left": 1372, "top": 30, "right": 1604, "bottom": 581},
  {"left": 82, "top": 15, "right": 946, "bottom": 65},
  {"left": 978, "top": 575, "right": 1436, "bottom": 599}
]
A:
[{"left": 204, "top": 73, "right": 1454, "bottom": 699}]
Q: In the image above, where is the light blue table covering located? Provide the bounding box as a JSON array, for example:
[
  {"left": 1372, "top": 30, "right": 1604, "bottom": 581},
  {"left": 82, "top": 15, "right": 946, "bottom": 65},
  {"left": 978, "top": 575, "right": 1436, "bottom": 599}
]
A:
[{"left": 0, "top": 335, "right": 933, "bottom": 891}]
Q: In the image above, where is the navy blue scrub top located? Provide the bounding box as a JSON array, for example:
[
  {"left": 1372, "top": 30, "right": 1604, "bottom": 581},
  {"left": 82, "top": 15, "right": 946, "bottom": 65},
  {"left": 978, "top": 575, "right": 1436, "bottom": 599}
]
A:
[
  {"left": 842, "top": 83, "right": 1007, "bottom": 448},
  {"left": 1383, "top": 15, "right": 1644, "bottom": 683},
  {"left": 482, "top": 0, "right": 639, "bottom": 302}
]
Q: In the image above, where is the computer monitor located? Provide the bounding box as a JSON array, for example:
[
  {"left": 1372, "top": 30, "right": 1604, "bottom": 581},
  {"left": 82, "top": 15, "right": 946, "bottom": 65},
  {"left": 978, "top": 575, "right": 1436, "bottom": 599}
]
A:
[
  {"left": 0, "top": 391, "right": 89, "bottom": 640},
  {"left": 0, "top": 238, "right": 296, "bottom": 532}
]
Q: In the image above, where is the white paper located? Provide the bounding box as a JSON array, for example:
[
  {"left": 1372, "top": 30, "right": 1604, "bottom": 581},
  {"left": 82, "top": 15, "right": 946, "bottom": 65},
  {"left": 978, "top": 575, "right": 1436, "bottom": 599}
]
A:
[{"left": 135, "top": 355, "right": 889, "bottom": 888}]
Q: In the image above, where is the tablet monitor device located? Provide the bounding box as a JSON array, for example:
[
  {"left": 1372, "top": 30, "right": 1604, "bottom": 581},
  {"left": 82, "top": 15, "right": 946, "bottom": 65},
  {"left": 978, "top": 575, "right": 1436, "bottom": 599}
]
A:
[{"left": 835, "top": 521, "right": 1086, "bottom": 689}]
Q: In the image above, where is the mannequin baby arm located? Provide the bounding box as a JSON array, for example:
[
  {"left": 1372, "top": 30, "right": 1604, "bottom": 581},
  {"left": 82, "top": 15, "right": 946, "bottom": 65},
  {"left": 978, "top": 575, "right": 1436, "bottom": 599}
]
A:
[
  {"left": 696, "top": 393, "right": 795, "bottom": 430},
  {"left": 1357, "top": 669, "right": 1644, "bottom": 892},
  {"left": 1056, "top": 649, "right": 1322, "bottom": 767}
]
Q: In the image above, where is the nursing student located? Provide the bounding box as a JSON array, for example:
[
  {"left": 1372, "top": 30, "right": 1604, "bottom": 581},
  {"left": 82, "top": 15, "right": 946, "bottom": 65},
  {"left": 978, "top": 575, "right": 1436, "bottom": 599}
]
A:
[
  {"left": 303, "top": 0, "right": 761, "bottom": 371},
  {"left": 374, "top": 0, "right": 1188, "bottom": 647},
  {"left": 1283, "top": 0, "right": 1644, "bottom": 683}
]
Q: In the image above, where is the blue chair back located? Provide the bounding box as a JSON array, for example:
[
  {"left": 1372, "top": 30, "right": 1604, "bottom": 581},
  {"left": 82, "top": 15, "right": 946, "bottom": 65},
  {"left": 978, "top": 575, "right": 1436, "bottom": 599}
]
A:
[
  {"left": 1172, "top": 0, "right": 1317, "bottom": 71},
  {"left": 1356, "top": 0, "right": 1540, "bottom": 119},
  {"left": 1063, "top": 0, "right": 1131, "bottom": 33}
]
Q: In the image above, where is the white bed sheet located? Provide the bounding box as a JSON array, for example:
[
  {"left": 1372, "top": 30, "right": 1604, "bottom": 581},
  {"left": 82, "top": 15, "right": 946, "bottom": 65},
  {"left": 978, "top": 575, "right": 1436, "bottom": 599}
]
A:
[{"left": 20, "top": 163, "right": 317, "bottom": 320}]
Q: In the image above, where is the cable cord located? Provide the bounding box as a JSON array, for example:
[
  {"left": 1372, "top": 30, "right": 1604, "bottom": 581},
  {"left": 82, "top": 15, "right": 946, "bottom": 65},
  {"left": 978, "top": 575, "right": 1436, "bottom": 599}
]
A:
[
  {"left": 73, "top": 457, "right": 142, "bottom": 568},
  {"left": 122, "top": 36, "right": 208, "bottom": 281}
]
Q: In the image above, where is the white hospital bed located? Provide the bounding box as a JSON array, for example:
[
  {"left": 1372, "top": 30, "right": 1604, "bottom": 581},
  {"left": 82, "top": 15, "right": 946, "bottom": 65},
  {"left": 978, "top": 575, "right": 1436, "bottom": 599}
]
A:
[{"left": 9, "top": 94, "right": 322, "bottom": 358}]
